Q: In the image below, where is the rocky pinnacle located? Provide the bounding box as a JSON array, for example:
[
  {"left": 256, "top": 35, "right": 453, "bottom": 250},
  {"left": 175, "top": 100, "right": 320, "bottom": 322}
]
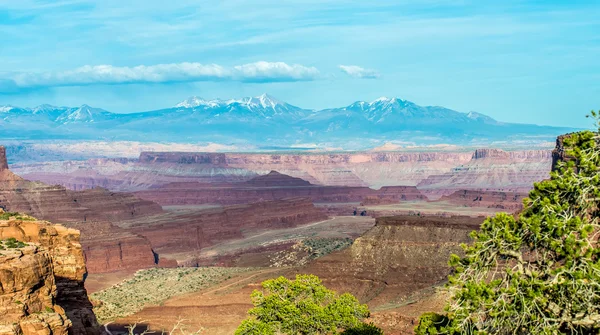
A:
[{"left": 0, "top": 146, "right": 8, "bottom": 171}]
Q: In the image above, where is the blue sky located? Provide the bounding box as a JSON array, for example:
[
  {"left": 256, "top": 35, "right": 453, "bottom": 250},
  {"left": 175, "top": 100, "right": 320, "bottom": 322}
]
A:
[{"left": 0, "top": 0, "right": 598, "bottom": 127}]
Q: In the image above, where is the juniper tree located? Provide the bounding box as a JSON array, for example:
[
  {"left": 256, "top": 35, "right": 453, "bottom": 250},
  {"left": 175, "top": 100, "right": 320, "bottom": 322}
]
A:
[
  {"left": 235, "top": 274, "right": 375, "bottom": 335},
  {"left": 416, "top": 113, "right": 600, "bottom": 334}
]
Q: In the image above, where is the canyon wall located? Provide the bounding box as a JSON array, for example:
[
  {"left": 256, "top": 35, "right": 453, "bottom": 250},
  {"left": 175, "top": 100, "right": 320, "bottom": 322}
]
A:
[
  {"left": 299, "top": 215, "right": 483, "bottom": 306},
  {"left": 13, "top": 149, "right": 552, "bottom": 196},
  {"left": 135, "top": 171, "right": 426, "bottom": 206},
  {"left": 418, "top": 149, "right": 552, "bottom": 199},
  {"left": 0, "top": 211, "right": 100, "bottom": 335},
  {"left": 120, "top": 197, "right": 328, "bottom": 262},
  {"left": 0, "top": 146, "right": 164, "bottom": 274}
]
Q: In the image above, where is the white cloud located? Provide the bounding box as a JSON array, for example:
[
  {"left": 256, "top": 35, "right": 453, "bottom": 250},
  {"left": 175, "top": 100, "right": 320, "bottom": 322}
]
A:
[
  {"left": 338, "top": 65, "right": 380, "bottom": 79},
  {"left": 234, "top": 61, "right": 320, "bottom": 82},
  {"left": 4, "top": 61, "right": 321, "bottom": 91}
]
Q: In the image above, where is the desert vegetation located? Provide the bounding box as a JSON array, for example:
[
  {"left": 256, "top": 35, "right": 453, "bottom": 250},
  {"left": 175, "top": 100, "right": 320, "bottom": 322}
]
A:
[
  {"left": 0, "top": 211, "right": 35, "bottom": 221},
  {"left": 269, "top": 238, "right": 354, "bottom": 267},
  {"left": 92, "top": 267, "right": 254, "bottom": 323},
  {"left": 236, "top": 274, "right": 383, "bottom": 335},
  {"left": 0, "top": 237, "right": 28, "bottom": 253},
  {"left": 416, "top": 116, "right": 600, "bottom": 334}
]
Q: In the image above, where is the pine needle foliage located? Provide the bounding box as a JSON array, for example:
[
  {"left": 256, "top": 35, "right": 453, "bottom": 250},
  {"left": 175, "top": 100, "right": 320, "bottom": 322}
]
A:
[{"left": 416, "top": 113, "right": 600, "bottom": 335}]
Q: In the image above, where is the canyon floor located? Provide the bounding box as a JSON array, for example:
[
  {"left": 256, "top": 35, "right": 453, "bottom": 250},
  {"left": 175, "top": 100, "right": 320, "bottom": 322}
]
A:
[{"left": 98, "top": 266, "right": 447, "bottom": 335}]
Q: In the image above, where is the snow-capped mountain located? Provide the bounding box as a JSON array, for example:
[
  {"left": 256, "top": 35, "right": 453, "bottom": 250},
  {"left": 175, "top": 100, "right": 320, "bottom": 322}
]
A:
[
  {"left": 0, "top": 104, "right": 113, "bottom": 124},
  {"left": 173, "top": 93, "right": 308, "bottom": 119},
  {"left": 0, "top": 94, "right": 576, "bottom": 147},
  {"left": 55, "top": 104, "right": 114, "bottom": 124}
]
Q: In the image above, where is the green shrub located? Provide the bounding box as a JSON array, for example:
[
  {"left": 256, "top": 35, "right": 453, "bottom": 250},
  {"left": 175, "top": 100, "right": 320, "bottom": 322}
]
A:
[
  {"left": 1, "top": 237, "right": 27, "bottom": 249},
  {"left": 236, "top": 274, "right": 370, "bottom": 335},
  {"left": 416, "top": 115, "right": 600, "bottom": 334},
  {"left": 340, "top": 322, "right": 384, "bottom": 335}
]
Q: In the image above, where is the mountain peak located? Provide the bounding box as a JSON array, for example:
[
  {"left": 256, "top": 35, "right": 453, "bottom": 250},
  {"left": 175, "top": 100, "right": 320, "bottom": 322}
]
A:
[
  {"left": 371, "top": 97, "right": 405, "bottom": 104},
  {"left": 240, "top": 94, "right": 286, "bottom": 110},
  {"left": 175, "top": 96, "right": 213, "bottom": 108},
  {"left": 55, "top": 104, "right": 110, "bottom": 124}
]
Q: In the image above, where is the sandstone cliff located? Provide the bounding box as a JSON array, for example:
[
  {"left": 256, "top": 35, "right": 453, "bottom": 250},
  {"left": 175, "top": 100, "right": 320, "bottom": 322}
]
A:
[
  {"left": 0, "top": 211, "right": 100, "bottom": 335},
  {"left": 0, "top": 146, "right": 164, "bottom": 274}
]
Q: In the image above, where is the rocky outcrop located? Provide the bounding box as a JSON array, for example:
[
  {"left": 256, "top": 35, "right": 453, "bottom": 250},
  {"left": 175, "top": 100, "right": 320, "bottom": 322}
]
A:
[
  {"left": 0, "top": 211, "right": 100, "bottom": 335},
  {"left": 551, "top": 133, "right": 579, "bottom": 171},
  {"left": 0, "top": 243, "right": 71, "bottom": 335},
  {"left": 439, "top": 189, "right": 526, "bottom": 211},
  {"left": 299, "top": 215, "right": 483, "bottom": 306},
  {"left": 246, "top": 171, "right": 312, "bottom": 187},
  {"left": 0, "top": 146, "right": 8, "bottom": 171}
]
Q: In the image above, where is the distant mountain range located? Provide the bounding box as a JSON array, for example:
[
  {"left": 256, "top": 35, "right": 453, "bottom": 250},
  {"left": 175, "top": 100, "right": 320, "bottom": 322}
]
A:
[{"left": 0, "top": 94, "right": 577, "bottom": 148}]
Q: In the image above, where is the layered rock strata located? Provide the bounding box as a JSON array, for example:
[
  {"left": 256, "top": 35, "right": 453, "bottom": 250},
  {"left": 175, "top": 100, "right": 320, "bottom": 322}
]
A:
[
  {"left": 299, "top": 215, "right": 483, "bottom": 306},
  {"left": 418, "top": 149, "right": 552, "bottom": 199},
  {"left": 0, "top": 212, "right": 100, "bottom": 335},
  {"left": 0, "top": 146, "right": 164, "bottom": 274},
  {"left": 135, "top": 171, "right": 426, "bottom": 206},
  {"left": 119, "top": 197, "right": 328, "bottom": 260}
]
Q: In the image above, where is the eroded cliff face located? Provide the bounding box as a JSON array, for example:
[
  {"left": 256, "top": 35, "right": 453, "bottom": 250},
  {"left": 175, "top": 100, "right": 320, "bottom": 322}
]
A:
[
  {"left": 418, "top": 149, "right": 552, "bottom": 199},
  {"left": 0, "top": 211, "right": 100, "bottom": 335},
  {"left": 299, "top": 215, "right": 482, "bottom": 306},
  {"left": 0, "top": 146, "right": 8, "bottom": 171},
  {"left": 119, "top": 197, "right": 329, "bottom": 263},
  {"left": 0, "top": 146, "right": 164, "bottom": 274}
]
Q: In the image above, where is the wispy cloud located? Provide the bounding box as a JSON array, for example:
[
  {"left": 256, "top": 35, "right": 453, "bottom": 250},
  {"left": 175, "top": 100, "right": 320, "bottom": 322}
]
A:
[
  {"left": 1, "top": 61, "right": 321, "bottom": 91},
  {"left": 338, "top": 65, "right": 380, "bottom": 79}
]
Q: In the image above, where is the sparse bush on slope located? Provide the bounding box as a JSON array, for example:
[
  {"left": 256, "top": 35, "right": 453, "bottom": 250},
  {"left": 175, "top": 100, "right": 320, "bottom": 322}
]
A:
[
  {"left": 416, "top": 113, "right": 600, "bottom": 334},
  {"left": 92, "top": 267, "right": 253, "bottom": 323}
]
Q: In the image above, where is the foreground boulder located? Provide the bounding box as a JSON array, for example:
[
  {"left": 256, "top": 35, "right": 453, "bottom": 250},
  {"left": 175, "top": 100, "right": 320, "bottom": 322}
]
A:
[{"left": 0, "top": 210, "right": 100, "bottom": 335}]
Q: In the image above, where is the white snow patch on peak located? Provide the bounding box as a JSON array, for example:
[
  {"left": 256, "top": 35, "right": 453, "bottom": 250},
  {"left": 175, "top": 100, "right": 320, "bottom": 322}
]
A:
[
  {"left": 371, "top": 96, "right": 404, "bottom": 104},
  {"left": 175, "top": 96, "right": 212, "bottom": 108},
  {"left": 30, "top": 104, "right": 61, "bottom": 114},
  {"left": 242, "top": 93, "right": 284, "bottom": 109},
  {"left": 373, "top": 96, "right": 391, "bottom": 102},
  {"left": 0, "top": 106, "right": 14, "bottom": 113},
  {"left": 176, "top": 94, "right": 288, "bottom": 110}
]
